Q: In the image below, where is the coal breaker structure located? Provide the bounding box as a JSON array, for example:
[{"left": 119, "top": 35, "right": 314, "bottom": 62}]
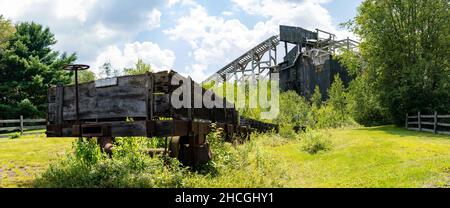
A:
[{"left": 204, "top": 25, "right": 359, "bottom": 100}]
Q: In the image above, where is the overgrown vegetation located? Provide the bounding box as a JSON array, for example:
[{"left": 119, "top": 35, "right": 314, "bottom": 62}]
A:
[
  {"left": 34, "top": 130, "right": 289, "bottom": 188},
  {"left": 34, "top": 137, "right": 187, "bottom": 188},
  {"left": 9, "top": 132, "right": 20, "bottom": 140},
  {"left": 2, "top": 126, "right": 448, "bottom": 188},
  {"left": 299, "top": 131, "right": 332, "bottom": 154},
  {"left": 274, "top": 74, "right": 361, "bottom": 137},
  {"left": 344, "top": 0, "right": 450, "bottom": 124}
]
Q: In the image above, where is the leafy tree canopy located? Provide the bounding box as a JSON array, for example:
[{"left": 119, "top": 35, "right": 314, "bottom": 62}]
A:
[
  {"left": 75, "top": 70, "right": 96, "bottom": 84},
  {"left": 0, "top": 15, "right": 15, "bottom": 49},
  {"left": 124, "top": 59, "right": 153, "bottom": 75},
  {"left": 0, "top": 21, "right": 76, "bottom": 118},
  {"left": 348, "top": 0, "right": 450, "bottom": 123}
]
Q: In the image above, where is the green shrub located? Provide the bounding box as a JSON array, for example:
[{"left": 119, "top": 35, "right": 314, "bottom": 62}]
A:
[
  {"left": 185, "top": 131, "right": 290, "bottom": 188},
  {"left": 299, "top": 131, "right": 332, "bottom": 154},
  {"left": 34, "top": 137, "right": 188, "bottom": 188},
  {"left": 315, "top": 105, "right": 358, "bottom": 129},
  {"left": 275, "top": 91, "right": 311, "bottom": 134},
  {"left": 9, "top": 132, "right": 21, "bottom": 139},
  {"left": 278, "top": 123, "right": 297, "bottom": 138},
  {"left": 17, "top": 99, "right": 41, "bottom": 118},
  {"left": 0, "top": 104, "right": 17, "bottom": 119},
  {"left": 35, "top": 126, "right": 290, "bottom": 188},
  {"left": 346, "top": 74, "right": 390, "bottom": 126}
]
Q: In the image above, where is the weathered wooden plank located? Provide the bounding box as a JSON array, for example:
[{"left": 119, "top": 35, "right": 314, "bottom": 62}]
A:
[
  {"left": 172, "top": 108, "right": 189, "bottom": 119},
  {"left": 0, "top": 119, "right": 20, "bottom": 124},
  {"left": 420, "top": 128, "right": 434, "bottom": 133},
  {"left": 437, "top": 122, "right": 450, "bottom": 127},
  {"left": 213, "top": 108, "right": 226, "bottom": 122},
  {"left": 111, "top": 121, "right": 147, "bottom": 137},
  {"left": 438, "top": 115, "right": 450, "bottom": 119},
  {"left": 154, "top": 94, "right": 171, "bottom": 117},
  {"left": 152, "top": 121, "right": 174, "bottom": 136},
  {"left": 23, "top": 125, "right": 46, "bottom": 130},
  {"left": 23, "top": 119, "right": 46, "bottom": 123},
  {"left": 62, "top": 77, "right": 149, "bottom": 120},
  {"left": 420, "top": 115, "right": 434, "bottom": 118},
  {"left": 48, "top": 104, "right": 56, "bottom": 124},
  {"left": 149, "top": 120, "right": 211, "bottom": 137},
  {"left": 193, "top": 108, "right": 212, "bottom": 121},
  {"left": 63, "top": 100, "right": 148, "bottom": 120},
  {"left": 48, "top": 87, "right": 56, "bottom": 103},
  {"left": 420, "top": 122, "right": 434, "bottom": 125},
  {"left": 154, "top": 71, "right": 175, "bottom": 93},
  {"left": 56, "top": 85, "right": 64, "bottom": 124},
  {"left": 117, "top": 74, "right": 149, "bottom": 87},
  {"left": 0, "top": 127, "right": 20, "bottom": 131},
  {"left": 437, "top": 131, "right": 450, "bottom": 135},
  {"left": 407, "top": 128, "right": 420, "bottom": 131},
  {"left": 153, "top": 71, "right": 173, "bottom": 94}
]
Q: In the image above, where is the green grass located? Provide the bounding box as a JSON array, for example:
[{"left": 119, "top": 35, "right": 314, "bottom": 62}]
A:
[
  {"left": 0, "top": 126, "right": 449, "bottom": 188},
  {"left": 0, "top": 129, "right": 46, "bottom": 137},
  {"left": 0, "top": 134, "right": 75, "bottom": 187},
  {"left": 269, "top": 126, "right": 450, "bottom": 188}
]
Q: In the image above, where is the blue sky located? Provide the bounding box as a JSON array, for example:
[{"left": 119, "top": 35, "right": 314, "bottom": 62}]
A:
[{"left": 0, "top": 0, "right": 363, "bottom": 81}]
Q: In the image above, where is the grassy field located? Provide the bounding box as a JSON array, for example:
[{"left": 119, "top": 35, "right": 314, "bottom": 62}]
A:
[
  {"left": 0, "top": 126, "right": 449, "bottom": 188},
  {"left": 0, "top": 134, "right": 75, "bottom": 187},
  {"left": 269, "top": 126, "right": 450, "bottom": 187},
  {"left": 0, "top": 129, "right": 46, "bottom": 138}
]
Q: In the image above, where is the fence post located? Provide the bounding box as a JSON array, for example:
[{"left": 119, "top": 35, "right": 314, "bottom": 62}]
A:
[
  {"left": 20, "top": 115, "right": 24, "bottom": 135},
  {"left": 405, "top": 113, "right": 408, "bottom": 129},
  {"left": 418, "top": 111, "right": 421, "bottom": 132},
  {"left": 434, "top": 111, "right": 437, "bottom": 134}
]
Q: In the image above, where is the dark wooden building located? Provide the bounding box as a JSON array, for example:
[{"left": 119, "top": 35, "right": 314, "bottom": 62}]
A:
[{"left": 277, "top": 25, "right": 354, "bottom": 100}]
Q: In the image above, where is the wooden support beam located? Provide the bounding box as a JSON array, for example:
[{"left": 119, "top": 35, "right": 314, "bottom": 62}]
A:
[
  {"left": 20, "top": 115, "right": 24, "bottom": 135},
  {"left": 434, "top": 111, "right": 437, "bottom": 134},
  {"left": 418, "top": 111, "right": 421, "bottom": 132}
]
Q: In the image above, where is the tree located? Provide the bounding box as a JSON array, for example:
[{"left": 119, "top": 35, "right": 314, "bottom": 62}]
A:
[
  {"left": 328, "top": 75, "right": 347, "bottom": 121},
  {"left": 0, "top": 15, "right": 15, "bottom": 50},
  {"left": 124, "top": 59, "right": 152, "bottom": 75},
  {"left": 0, "top": 22, "right": 76, "bottom": 118},
  {"left": 76, "top": 70, "right": 96, "bottom": 84},
  {"left": 311, "top": 85, "right": 322, "bottom": 108},
  {"left": 349, "top": 0, "right": 450, "bottom": 123},
  {"left": 99, "top": 62, "right": 120, "bottom": 78},
  {"left": 275, "top": 91, "right": 311, "bottom": 135},
  {"left": 346, "top": 71, "right": 389, "bottom": 126},
  {"left": 337, "top": 50, "right": 389, "bottom": 126}
]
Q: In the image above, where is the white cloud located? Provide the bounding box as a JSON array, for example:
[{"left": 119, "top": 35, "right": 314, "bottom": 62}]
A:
[
  {"left": 53, "top": 0, "right": 98, "bottom": 22},
  {"left": 165, "top": 5, "right": 269, "bottom": 82},
  {"left": 0, "top": 0, "right": 98, "bottom": 22},
  {"left": 0, "top": 0, "right": 167, "bottom": 71},
  {"left": 182, "top": 64, "right": 208, "bottom": 82},
  {"left": 221, "top": 11, "right": 233, "bottom": 16},
  {"left": 166, "top": 0, "right": 196, "bottom": 7},
  {"left": 92, "top": 42, "right": 176, "bottom": 77},
  {"left": 230, "top": 0, "right": 355, "bottom": 39},
  {"left": 165, "top": 0, "right": 357, "bottom": 82},
  {"left": 147, "top": 9, "right": 162, "bottom": 30}
]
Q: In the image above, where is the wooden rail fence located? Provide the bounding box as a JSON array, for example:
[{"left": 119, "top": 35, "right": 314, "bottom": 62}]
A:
[
  {"left": 0, "top": 116, "right": 46, "bottom": 134},
  {"left": 406, "top": 112, "right": 450, "bottom": 135}
]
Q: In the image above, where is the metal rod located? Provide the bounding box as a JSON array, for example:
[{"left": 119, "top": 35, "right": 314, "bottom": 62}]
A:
[{"left": 75, "top": 69, "right": 80, "bottom": 124}]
